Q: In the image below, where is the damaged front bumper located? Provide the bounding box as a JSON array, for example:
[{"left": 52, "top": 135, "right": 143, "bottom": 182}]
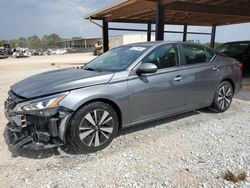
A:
[{"left": 4, "top": 93, "right": 73, "bottom": 150}]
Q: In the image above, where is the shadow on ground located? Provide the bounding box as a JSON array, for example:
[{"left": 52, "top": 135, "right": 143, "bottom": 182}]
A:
[
  {"left": 235, "top": 91, "right": 250, "bottom": 101},
  {"left": 4, "top": 108, "right": 216, "bottom": 159},
  {"left": 3, "top": 129, "right": 61, "bottom": 159},
  {"left": 118, "top": 110, "right": 203, "bottom": 136}
]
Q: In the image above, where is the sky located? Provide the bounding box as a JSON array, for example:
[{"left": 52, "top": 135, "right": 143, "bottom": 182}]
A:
[{"left": 0, "top": 0, "right": 250, "bottom": 43}]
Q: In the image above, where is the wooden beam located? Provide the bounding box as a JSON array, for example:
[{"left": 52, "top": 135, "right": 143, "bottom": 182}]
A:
[
  {"left": 127, "top": 9, "right": 154, "bottom": 19},
  {"left": 106, "top": 1, "right": 154, "bottom": 21},
  {"left": 146, "top": 0, "right": 176, "bottom": 4},
  {"left": 84, "top": 0, "right": 136, "bottom": 19},
  {"left": 108, "top": 27, "right": 211, "bottom": 35},
  {"left": 166, "top": 2, "right": 250, "bottom": 18},
  {"left": 109, "top": 18, "right": 212, "bottom": 26}
]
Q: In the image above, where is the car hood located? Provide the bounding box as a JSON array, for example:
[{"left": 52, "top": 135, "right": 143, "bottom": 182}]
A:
[{"left": 11, "top": 68, "right": 114, "bottom": 98}]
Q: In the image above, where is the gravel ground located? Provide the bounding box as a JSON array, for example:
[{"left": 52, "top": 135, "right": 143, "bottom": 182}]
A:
[{"left": 0, "top": 54, "right": 250, "bottom": 188}]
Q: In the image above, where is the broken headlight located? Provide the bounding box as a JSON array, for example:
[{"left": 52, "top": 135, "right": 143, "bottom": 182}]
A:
[{"left": 14, "top": 92, "right": 69, "bottom": 116}]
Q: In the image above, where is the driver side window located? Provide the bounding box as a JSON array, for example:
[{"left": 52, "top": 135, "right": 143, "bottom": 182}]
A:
[{"left": 141, "top": 44, "right": 179, "bottom": 69}]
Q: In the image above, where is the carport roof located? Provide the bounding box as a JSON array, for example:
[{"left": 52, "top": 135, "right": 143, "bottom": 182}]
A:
[{"left": 85, "top": 0, "right": 250, "bottom": 26}]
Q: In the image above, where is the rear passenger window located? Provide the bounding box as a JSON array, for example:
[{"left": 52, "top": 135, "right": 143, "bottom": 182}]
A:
[{"left": 182, "top": 45, "right": 215, "bottom": 65}]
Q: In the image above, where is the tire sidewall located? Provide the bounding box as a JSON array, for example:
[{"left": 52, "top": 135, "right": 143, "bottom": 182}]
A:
[
  {"left": 69, "top": 102, "right": 118, "bottom": 152},
  {"left": 213, "top": 81, "right": 233, "bottom": 112}
]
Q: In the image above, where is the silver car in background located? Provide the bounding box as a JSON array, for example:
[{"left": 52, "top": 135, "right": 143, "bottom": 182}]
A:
[{"left": 4, "top": 42, "right": 242, "bottom": 152}]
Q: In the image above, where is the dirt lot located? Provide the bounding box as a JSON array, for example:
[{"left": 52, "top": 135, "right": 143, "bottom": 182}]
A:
[{"left": 0, "top": 54, "right": 250, "bottom": 187}]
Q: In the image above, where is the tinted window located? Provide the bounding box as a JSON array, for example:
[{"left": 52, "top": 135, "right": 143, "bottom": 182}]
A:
[
  {"left": 216, "top": 43, "right": 250, "bottom": 57},
  {"left": 182, "top": 45, "right": 214, "bottom": 65},
  {"left": 142, "top": 44, "right": 179, "bottom": 69},
  {"left": 85, "top": 45, "right": 149, "bottom": 72},
  {"left": 206, "top": 48, "right": 216, "bottom": 60}
]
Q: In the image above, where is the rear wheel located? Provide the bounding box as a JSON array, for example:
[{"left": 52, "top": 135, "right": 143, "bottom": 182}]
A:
[
  {"left": 211, "top": 81, "right": 233, "bottom": 112},
  {"left": 68, "top": 102, "right": 118, "bottom": 152}
]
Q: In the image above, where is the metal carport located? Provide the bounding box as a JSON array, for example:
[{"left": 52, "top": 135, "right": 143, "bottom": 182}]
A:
[{"left": 85, "top": 0, "right": 250, "bottom": 52}]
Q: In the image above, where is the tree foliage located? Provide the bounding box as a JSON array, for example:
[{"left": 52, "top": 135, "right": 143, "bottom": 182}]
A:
[
  {"left": 0, "top": 34, "right": 63, "bottom": 50},
  {"left": 203, "top": 42, "right": 223, "bottom": 48},
  {"left": 1, "top": 35, "right": 224, "bottom": 50}
]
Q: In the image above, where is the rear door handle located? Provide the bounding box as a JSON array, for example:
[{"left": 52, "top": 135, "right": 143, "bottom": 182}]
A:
[
  {"left": 174, "top": 75, "right": 183, "bottom": 81},
  {"left": 212, "top": 67, "right": 220, "bottom": 71}
]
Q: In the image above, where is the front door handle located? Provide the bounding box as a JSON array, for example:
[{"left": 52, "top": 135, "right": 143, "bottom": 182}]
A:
[
  {"left": 174, "top": 75, "right": 183, "bottom": 81},
  {"left": 212, "top": 67, "right": 220, "bottom": 71}
]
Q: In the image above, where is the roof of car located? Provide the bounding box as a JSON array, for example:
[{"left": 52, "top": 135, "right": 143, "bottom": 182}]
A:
[
  {"left": 123, "top": 41, "right": 212, "bottom": 49},
  {"left": 121, "top": 41, "right": 214, "bottom": 50},
  {"left": 222, "top": 41, "right": 250, "bottom": 45}
]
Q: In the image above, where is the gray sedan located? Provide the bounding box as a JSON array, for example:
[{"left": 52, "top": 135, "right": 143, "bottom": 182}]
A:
[{"left": 4, "top": 42, "right": 242, "bottom": 152}]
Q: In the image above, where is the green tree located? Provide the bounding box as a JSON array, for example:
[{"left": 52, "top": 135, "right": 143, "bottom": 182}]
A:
[
  {"left": 27, "top": 35, "right": 41, "bottom": 49},
  {"left": 41, "top": 35, "right": 49, "bottom": 49},
  {"left": 1, "top": 33, "right": 63, "bottom": 49},
  {"left": 203, "top": 42, "right": 223, "bottom": 48},
  {"left": 0, "top": 40, "right": 9, "bottom": 45},
  {"left": 17, "top": 37, "right": 28, "bottom": 48},
  {"left": 42, "top": 34, "right": 62, "bottom": 49},
  {"left": 9, "top": 39, "right": 18, "bottom": 48}
]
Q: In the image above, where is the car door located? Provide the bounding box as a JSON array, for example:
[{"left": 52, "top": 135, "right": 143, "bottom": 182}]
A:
[
  {"left": 180, "top": 44, "right": 222, "bottom": 107},
  {"left": 128, "top": 44, "right": 186, "bottom": 123}
]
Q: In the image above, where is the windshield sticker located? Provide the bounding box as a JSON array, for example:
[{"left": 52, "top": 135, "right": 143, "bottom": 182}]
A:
[{"left": 130, "top": 47, "right": 146, "bottom": 51}]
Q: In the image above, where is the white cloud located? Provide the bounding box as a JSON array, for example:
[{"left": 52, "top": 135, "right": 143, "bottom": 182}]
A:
[{"left": 0, "top": 0, "right": 115, "bottom": 39}]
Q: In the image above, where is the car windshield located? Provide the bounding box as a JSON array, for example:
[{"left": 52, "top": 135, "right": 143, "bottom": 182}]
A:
[
  {"left": 84, "top": 45, "right": 150, "bottom": 72},
  {"left": 216, "top": 43, "right": 249, "bottom": 57}
]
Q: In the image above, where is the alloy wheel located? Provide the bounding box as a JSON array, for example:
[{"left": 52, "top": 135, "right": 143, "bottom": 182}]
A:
[
  {"left": 79, "top": 109, "right": 114, "bottom": 147},
  {"left": 217, "top": 84, "right": 233, "bottom": 110}
]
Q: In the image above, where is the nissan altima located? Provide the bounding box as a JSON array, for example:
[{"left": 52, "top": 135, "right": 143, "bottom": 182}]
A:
[{"left": 4, "top": 42, "right": 242, "bottom": 152}]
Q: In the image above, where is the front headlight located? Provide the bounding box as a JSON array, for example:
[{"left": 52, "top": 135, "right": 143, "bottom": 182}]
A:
[{"left": 14, "top": 92, "right": 69, "bottom": 113}]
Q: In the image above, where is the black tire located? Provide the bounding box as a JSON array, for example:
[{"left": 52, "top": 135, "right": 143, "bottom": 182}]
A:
[
  {"left": 68, "top": 102, "right": 119, "bottom": 152},
  {"left": 211, "top": 81, "right": 234, "bottom": 113}
]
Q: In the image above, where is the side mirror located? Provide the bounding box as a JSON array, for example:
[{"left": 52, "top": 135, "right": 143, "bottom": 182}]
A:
[{"left": 136, "top": 63, "right": 158, "bottom": 75}]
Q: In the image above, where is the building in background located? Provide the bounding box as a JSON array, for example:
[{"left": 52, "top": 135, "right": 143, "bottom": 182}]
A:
[
  {"left": 59, "top": 37, "right": 100, "bottom": 53},
  {"left": 109, "top": 33, "right": 155, "bottom": 48},
  {"left": 59, "top": 33, "right": 155, "bottom": 53}
]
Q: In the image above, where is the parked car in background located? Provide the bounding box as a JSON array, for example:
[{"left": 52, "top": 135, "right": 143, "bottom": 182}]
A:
[
  {"left": 4, "top": 42, "right": 242, "bottom": 152},
  {"left": 0, "top": 43, "right": 12, "bottom": 55},
  {"left": 51, "top": 49, "right": 67, "bottom": 55},
  {"left": 42, "top": 50, "right": 51, "bottom": 56},
  {"left": 12, "top": 49, "right": 31, "bottom": 58},
  {"left": 66, "top": 48, "right": 77, "bottom": 53},
  {"left": 30, "top": 49, "right": 42, "bottom": 56},
  {"left": 216, "top": 41, "right": 250, "bottom": 74},
  {"left": 0, "top": 50, "right": 9, "bottom": 59}
]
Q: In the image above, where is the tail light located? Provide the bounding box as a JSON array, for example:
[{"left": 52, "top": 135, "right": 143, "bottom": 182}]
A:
[
  {"left": 234, "top": 59, "right": 243, "bottom": 69},
  {"left": 235, "top": 62, "right": 243, "bottom": 69}
]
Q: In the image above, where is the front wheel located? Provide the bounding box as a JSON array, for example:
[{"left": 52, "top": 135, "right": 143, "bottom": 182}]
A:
[
  {"left": 211, "top": 81, "right": 233, "bottom": 112},
  {"left": 68, "top": 102, "right": 119, "bottom": 152}
]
